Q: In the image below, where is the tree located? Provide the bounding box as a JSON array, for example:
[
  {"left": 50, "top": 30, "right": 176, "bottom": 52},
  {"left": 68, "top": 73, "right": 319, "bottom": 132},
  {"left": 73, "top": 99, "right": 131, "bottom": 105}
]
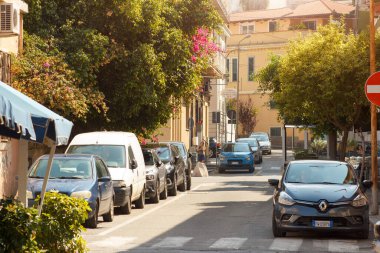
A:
[
  {"left": 256, "top": 20, "right": 370, "bottom": 160},
  {"left": 238, "top": 98, "right": 258, "bottom": 136}
]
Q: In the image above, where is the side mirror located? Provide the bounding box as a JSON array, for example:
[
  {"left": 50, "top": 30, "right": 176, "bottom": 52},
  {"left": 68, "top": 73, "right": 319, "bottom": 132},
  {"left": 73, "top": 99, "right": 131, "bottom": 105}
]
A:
[
  {"left": 131, "top": 159, "right": 138, "bottom": 170},
  {"left": 99, "top": 176, "right": 111, "bottom": 182},
  {"left": 268, "top": 179, "right": 279, "bottom": 188},
  {"left": 362, "top": 180, "right": 373, "bottom": 189}
]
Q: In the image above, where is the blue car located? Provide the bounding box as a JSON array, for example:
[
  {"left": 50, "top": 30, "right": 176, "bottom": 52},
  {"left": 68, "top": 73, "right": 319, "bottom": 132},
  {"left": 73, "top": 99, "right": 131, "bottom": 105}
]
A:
[
  {"left": 27, "top": 154, "right": 114, "bottom": 228},
  {"left": 218, "top": 142, "right": 255, "bottom": 173}
]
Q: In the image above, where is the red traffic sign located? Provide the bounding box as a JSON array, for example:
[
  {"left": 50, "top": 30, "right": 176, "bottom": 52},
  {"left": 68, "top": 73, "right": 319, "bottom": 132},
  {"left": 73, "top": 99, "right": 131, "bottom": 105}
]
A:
[{"left": 365, "top": 71, "right": 380, "bottom": 106}]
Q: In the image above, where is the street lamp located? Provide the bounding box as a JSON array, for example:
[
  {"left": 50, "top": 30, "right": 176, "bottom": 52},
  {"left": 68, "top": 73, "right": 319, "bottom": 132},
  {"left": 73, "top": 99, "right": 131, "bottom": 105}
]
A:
[{"left": 235, "top": 34, "right": 251, "bottom": 140}]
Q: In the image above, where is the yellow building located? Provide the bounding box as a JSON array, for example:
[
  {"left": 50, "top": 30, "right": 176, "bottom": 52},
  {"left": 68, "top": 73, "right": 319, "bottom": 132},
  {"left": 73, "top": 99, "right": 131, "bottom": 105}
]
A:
[{"left": 226, "top": 0, "right": 355, "bottom": 148}]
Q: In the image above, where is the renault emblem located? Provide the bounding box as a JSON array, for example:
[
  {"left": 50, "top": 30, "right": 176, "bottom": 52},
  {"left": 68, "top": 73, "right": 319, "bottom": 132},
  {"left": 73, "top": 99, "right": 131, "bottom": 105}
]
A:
[{"left": 318, "top": 200, "right": 328, "bottom": 212}]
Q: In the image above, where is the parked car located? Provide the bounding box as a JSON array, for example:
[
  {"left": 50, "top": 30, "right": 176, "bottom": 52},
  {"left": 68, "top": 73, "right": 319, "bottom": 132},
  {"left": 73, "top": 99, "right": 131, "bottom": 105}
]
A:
[
  {"left": 250, "top": 132, "right": 271, "bottom": 154},
  {"left": 142, "top": 148, "right": 168, "bottom": 203},
  {"left": 160, "top": 141, "right": 192, "bottom": 190},
  {"left": 66, "top": 131, "right": 146, "bottom": 215},
  {"left": 142, "top": 143, "right": 187, "bottom": 196},
  {"left": 236, "top": 137, "right": 263, "bottom": 164},
  {"left": 268, "top": 160, "right": 372, "bottom": 238},
  {"left": 27, "top": 154, "right": 114, "bottom": 228},
  {"left": 218, "top": 142, "right": 255, "bottom": 173}
]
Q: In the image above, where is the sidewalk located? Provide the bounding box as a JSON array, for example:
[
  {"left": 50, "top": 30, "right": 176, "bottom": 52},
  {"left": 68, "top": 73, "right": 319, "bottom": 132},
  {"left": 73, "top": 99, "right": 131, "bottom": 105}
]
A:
[{"left": 367, "top": 188, "right": 380, "bottom": 226}]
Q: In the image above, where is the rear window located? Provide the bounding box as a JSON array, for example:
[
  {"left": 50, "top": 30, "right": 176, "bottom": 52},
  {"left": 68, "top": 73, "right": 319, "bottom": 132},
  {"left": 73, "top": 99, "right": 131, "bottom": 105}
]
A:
[
  {"left": 155, "top": 147, "right": 171, "bottom": 163},
  {"left": 67, "top": 145, "right": 126, "bottom": 168},
  {"left": 236, "top": 139, "right": 258, "bottom": 147}
]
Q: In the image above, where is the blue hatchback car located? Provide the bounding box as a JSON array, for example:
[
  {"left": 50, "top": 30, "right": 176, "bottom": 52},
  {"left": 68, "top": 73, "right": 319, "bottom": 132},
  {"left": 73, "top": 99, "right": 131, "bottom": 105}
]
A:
[
  {"left": 27, "top": 154, "right": 114, "bottom": 228},
  {"left": 218, "top": 142, "right": 255, "bottom": 173}
]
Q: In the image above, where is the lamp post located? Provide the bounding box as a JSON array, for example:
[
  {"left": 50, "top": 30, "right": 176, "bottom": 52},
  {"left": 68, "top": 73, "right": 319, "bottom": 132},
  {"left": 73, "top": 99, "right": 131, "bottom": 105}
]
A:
[{"left": 235, "top": 34, "right": 251, "bottom": 140}]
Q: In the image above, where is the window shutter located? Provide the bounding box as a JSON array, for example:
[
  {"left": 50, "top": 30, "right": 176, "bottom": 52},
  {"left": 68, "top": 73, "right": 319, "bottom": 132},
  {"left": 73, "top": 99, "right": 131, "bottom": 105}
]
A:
[{"left": 0, "top": 4, "right": 11, "bottom": 32}]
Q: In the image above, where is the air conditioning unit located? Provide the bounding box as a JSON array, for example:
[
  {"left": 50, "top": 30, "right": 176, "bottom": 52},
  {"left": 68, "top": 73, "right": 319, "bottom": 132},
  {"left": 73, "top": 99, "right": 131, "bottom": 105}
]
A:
[{"left": 0, "top": 3, "right": 20, "bottom": 34}]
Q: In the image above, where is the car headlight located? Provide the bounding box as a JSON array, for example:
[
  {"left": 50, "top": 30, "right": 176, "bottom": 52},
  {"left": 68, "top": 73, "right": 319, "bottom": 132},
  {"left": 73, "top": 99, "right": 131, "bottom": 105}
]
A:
[
  {"left": 219, "top": 155, "right": 225, "bottom": 161},
  {"left": 352, "top": 193, "right": 368, "bottom": 207},
  {"left": 278, "top": 191, "right": 295, "bottom": 206},
  {"left": 26, "top": 190, "right": 33, "bottom": 199},
  {"left": 113, "top": 180, "right": 127, "bottom": 188},
  {"left": 71, "top": 191, "right": 92, "bottom": 199},
  {"left": 246, "top": 156, "right": 251, "bottom": 160},
  {"left": 146, "top": 174, "right": 155, "bottom": 180}
]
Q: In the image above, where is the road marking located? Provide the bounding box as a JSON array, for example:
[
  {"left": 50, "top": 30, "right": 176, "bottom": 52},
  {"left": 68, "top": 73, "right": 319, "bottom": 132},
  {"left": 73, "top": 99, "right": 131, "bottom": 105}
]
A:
[
  {"left": 269, "top": 238, "right": 303, "bottom": 251},
  {"left": 255, "top": 167, "right": 262, "bottom": 170},
  {"left": 313, "top": 239, "right": 328, "bottom": 251},
  {"left": 270, "top": 167, "right": 281, "bottom": 170},
  {"left": 152, "top": 237, "right": 192, "bottom": 248},
  {"left": 210, "top": 237, "right": 247, "bottom": 249},
  {"left": 88, "top": 236, "right": 136, "bottom": 248},
  {"left": 98, "top": 184, "right": 204, "bottom": 236},
  {"left": 328, "top": 240, "right": 359, "bottom": 252}
]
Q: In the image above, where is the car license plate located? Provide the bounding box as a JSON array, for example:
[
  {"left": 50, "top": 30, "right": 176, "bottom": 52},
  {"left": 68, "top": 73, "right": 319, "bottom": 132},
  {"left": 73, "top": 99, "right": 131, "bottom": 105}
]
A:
[
  {"left": 231, "top": 161, "right": 239, "bottom": 165},
  {"left": 312, "top": 220, "right": 332, "bottom": 228}
]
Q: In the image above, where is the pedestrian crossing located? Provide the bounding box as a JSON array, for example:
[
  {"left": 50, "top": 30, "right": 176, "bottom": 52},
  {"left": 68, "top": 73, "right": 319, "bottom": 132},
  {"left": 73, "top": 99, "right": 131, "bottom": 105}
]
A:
[{"left": 85, "top": 235, "right": 373, "bottom": 252}]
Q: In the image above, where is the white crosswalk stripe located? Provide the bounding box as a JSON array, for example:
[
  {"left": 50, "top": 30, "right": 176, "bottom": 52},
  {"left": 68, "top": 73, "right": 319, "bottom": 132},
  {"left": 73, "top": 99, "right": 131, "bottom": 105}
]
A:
[
  {"left": 328, "top": 240, "right": 359, "bottom": 252},
  {"left": 269, "top": 238, "right": 303, "bottom": 251},
  {"left": 88, "top": 236, "right": 136, "bottom": 248},
  {"left": 270, "top": 166, "right": 281, "bottom": 170},
  {"left": 151, "top": 236, "right": 192, "bottom": 248},
  {"left": 210, "top": 237, "right": 247, "bottom": 249}
]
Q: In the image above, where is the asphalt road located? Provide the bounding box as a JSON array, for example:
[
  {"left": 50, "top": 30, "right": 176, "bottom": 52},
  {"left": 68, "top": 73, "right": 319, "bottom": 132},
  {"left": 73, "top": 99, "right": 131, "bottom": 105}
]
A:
[{"left": 82, "top": 150, "right": 375, "bottom": 253}]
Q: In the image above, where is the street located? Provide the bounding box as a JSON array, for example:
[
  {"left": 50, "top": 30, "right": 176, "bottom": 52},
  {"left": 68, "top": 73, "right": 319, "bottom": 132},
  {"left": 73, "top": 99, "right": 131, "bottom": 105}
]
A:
[{"left": 82, "top": 150, "right": 375, "bottom": 253}]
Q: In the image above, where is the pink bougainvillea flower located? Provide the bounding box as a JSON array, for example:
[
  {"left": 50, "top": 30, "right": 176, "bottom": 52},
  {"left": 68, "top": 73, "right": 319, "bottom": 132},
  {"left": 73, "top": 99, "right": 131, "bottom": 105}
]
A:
[{"left": 43, "top": 62, "right": 50, "bottom": 68}]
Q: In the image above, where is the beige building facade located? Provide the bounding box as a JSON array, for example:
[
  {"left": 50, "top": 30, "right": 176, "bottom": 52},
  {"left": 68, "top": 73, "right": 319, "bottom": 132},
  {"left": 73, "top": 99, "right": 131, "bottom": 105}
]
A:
[
  {"left": 226, "top": 0, "right": 355, "bottom": 148},
  {"left": 0, "top": 0, "right": 28, "bottom": 199}
]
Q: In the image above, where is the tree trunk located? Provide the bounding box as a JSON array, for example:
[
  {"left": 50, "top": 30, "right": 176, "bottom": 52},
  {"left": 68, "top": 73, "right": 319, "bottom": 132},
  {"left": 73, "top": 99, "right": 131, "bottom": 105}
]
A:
[
  {"left": 328, "top": 131, "right": 337, "bottom": 160},
  {"left": 339, "top": 130, "right": 349, "bottom": 162}
]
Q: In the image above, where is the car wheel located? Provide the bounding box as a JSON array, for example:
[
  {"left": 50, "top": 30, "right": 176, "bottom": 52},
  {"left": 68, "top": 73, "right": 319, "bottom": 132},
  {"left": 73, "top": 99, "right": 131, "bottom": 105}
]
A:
[
  {"left": 218, "top": 168, "right": 225, "bottom": 174},
  {"left": 178, "top": 173, "right": 187, "bottom": 192},
  {"left": 186, "top": 170, "right": 191, "bottom": 190},
  {"left": 135, "top": 185, "right": 145, "bottom": 209},
  {"left": 169, "top": 175, "right": 177, "bottom": 196},
  {"left": 160, "top": 179, "right": 168, "bottom": 200},
  {"left": 120, "top": 193, "right": 132, "bottom": 215},
  {"left": 249, "top": 167, "right": 255, "bottom": 173},
  {"left": 103, "top": 198, "right": 114, "bottom": 222},
  {"left": 85, "top": 202, "right": 98, "bottom": 229},
  {"left": 151, "top": 180, "right": 160, "bottom": 204},
  {"left": 357, "top": 222, "right": 369, "bottom": 239},
  {"left": 272, "top": 211, "right": 285, "bottom": 237},
  {"left": 259, "top": 157, "right": 263, "bottom": 164}
]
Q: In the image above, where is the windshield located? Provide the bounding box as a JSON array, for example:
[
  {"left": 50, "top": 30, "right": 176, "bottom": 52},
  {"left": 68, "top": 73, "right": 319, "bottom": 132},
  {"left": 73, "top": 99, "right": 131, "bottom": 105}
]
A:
[
  {"left": 155, "top": 147, "right": 171, "bottom": 163},
  {"left": 29, "top": 158, "right": 92, "bottom": 179},
  {"left": 285, "top": 163, "right": 356, "bottom": 184},
  {"left": 67, "top": 145, "right": 126, "bottom": 168},
  {"left": 251, "top": 135, "right": 268, "bottom": 141},
  {"left": 143, "top": 151, "right": 155, "bottom": 165},
  {"left": 222, "top": 143, "right": 251, "bottom": 152},
  {"left": 236, "top": 139, "right": 258, "bottom": 147}
]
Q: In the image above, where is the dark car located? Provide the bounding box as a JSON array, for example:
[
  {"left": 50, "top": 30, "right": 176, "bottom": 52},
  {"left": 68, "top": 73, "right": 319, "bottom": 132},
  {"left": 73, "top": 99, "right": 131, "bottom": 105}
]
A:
[
  {"left": 236, "top": 137, "right": 263, "bottom": 164},
  {"left": 161, "top": 141, "right": 192, "bottom": 190},
  {"left": 27, "top": 154, "right": 114, "bottom": 228},
  {"left": 142, "top": 148, "right": 168, "bottom": 203},
  {"left": 268, "top": 160, "right": 372, "bottom": 238},
  {"left": 142, "top": 143, "right": 187, "bottom": 196},
  {"left": 218, "top": 142, "right": 255, "bottom": 173}
]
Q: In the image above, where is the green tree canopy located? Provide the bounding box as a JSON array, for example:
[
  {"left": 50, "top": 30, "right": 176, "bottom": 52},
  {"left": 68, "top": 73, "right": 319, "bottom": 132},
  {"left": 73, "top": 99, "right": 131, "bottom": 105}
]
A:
[{"left": 256, "top": 20, "right": 370, "bottom": 159}]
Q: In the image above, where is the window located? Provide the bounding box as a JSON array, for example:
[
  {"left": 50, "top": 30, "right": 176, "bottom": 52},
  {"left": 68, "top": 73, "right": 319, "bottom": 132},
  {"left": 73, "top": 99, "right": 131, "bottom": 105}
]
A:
[
  {"left": 128, "top": 146, "right": 135, "bottom": 169},
  {"left": 269, "top": 21, "right": 277, "bottom": 32},
  {"left": 232, "top": 58, "right": 237, "bottom": 81},
  {"left": 241, "top": 24, "right": 254, "bottom": 34},
  {"left": 248, "top": 57, "right": 254, "bottom": 81},
  {"left": 303, "top": 21, "right": 316, "bottom": 30},
  {"left": 270, "top": 127, "right": 281, "bottom": 137},
  {"left": 96, "top": 158, "right": 109, "bottom": 178},
  {"left": 226, "top": 58, "right": 230, "bottom": 82}
]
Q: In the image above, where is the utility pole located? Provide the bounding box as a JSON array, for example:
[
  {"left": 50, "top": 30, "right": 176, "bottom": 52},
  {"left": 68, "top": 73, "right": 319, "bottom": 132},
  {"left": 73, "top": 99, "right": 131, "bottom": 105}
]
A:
[
  {"left": 370, "top": 0, "right": 378, "bottom": 215},
  {"left": 236, "top": 34, "right": 251, "bottom": 140}
]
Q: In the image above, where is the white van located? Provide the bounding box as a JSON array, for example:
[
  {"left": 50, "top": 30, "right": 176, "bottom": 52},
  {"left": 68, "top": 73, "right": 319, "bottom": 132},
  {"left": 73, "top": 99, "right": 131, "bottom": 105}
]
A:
[{"left": 66, "top": 131, "right": 146, "bottom": 214}]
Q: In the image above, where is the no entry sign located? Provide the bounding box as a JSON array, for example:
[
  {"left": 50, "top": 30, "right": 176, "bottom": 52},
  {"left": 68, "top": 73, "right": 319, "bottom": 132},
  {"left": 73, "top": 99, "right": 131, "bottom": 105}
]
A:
[{"left": 365, "top": 71, "right": 380, "bottom": 106}]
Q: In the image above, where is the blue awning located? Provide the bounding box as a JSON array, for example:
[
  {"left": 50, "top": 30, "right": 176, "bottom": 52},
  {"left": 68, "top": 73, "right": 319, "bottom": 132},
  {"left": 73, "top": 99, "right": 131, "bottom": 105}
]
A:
[{"left": 0, "top": 81, "right": 73, "bottom": 146}]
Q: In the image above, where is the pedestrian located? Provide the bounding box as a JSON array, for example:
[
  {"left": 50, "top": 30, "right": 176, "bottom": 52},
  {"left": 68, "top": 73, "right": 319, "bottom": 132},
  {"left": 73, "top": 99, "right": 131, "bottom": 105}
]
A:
[{"left": 197, "top": 139, "right": 207, "bottom": 163}]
